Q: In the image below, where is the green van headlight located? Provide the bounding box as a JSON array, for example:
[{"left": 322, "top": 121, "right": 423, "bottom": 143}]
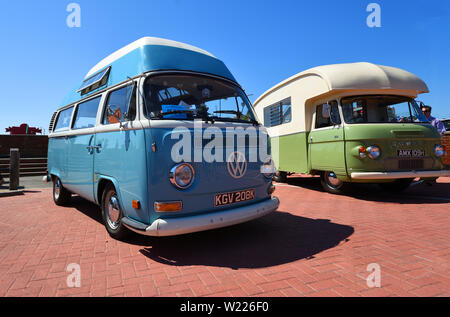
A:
[
  {"left": 434, "top": 144, "right": 445, "bottom": 157},
  {"left": 367, "top": 146, "right": 381, "bottom": 159},
  {"left": 169, "top": 163, "right": 195, "bottom": 189}
]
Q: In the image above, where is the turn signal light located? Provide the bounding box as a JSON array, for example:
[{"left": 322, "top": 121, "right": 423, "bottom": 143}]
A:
[
  {"left": 132, "top": 200, "right": 140, "bottom": 209},
  {"left": 154, "top": 201, "right": 183, "bottom": 212},
  {"left": 359, "top": 146, "right": 367, "bottom": 158}
]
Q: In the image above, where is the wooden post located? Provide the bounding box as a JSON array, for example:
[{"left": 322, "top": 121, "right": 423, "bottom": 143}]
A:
[{"left": 9, "top": 148, "right": 20, "bottom": 190}]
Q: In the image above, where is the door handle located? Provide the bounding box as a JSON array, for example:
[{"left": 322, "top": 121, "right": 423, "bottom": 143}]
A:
[{"left": 86, "top": 145, "right": 101, "bottom": 150}]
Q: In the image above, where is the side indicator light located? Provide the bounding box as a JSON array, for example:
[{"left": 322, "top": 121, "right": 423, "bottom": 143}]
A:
[
  {"left": 132, "top": 200, "right": 140, "bottom": 209},
  {"left": 154, "top": 201, "right": 183, "bottom": 212}
]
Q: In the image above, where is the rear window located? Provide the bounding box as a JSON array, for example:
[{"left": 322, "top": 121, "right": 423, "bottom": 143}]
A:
[
  {"left": 72, "top": 96, "right": 102, "bottom": 130},
  {"left": 263, "top": 98, "right": 292, "bottom": 128},
  {"left": 53, "top": 107, "right": 73, "bottom": 132}
]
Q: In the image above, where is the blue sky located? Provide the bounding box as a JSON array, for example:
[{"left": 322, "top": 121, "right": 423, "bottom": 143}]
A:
[{"left": 0, "top": 0, "right": 449, "bottom": 133}]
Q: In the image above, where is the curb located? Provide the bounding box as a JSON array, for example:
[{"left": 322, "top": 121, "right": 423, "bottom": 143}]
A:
[{"left": 0, "top": 189, "right": 24, "bottom": 198}]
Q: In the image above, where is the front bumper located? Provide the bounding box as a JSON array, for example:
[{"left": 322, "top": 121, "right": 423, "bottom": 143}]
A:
[
  {"left": 351, "top": 170, "right": 450, "bottom": 180},
  {"left": 122, "top": 196, "right": 280, "bottom": 237}
]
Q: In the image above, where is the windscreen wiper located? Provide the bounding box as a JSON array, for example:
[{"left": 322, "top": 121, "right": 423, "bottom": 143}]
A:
[{"left": 213, "top": 110, "right": 260, "bottom": 126}]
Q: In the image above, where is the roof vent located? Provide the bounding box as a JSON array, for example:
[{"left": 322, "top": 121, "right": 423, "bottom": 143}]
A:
[{"left": 77, "top": 66, "right": 111, "bottom": 95}]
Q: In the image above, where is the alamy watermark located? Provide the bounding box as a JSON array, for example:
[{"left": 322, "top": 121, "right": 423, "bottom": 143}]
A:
[
  {"left": 170, "top": 121, "right": 272, "bottom": 164},
  {"left": 366, "top": 263, "right": 381, "bottom": 288},
  {"left": 66, "top": 3, "right": 81, "bottom": 28},
  {"left": 366, "top": 3, "right": 381, "bottom": 28},
  {"left": 66, "top": 263, "right": 81, "bottom": 288}
]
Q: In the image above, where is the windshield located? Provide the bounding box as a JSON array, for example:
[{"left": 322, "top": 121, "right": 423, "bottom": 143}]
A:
[
  {"left": 341, "top": 95, "right": 429, "bottom": 124},
  {"left": 143, "top": 74, "right": 257, "bottom": 124}
]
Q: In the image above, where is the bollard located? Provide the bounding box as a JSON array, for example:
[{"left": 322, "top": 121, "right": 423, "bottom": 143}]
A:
[{"left": 9, "top": 148, "right": 20, "bottom": 190}]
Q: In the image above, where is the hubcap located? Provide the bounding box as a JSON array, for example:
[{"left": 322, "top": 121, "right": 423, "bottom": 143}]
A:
[
  {"left": 326, "top": 172, "right": 343, "bottom": 188},
  {"left": 106, "top": 193, "right": 120, "bottom": 229}
]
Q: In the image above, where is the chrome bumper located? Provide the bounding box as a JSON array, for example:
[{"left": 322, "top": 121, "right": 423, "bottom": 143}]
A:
[
  {"left": 42, "top": 174, "right": 51, "bottom": 183},
  {"left": 122, "top": 197, "right": 279, "bottom": 237},
  {"left": 351, "top": 170, "right": 450, "bottom": 180}
]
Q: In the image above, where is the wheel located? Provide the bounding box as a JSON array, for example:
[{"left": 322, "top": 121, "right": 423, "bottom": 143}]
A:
[
  {"left": 53, "top": 177, "right": 71, "bottom": 205},
  {"left": 101, "top": 183, "right": 129, "bottom": 240},
  {"left": 378, "top": 178, "right": 414, "bottom": 192},
  {"left": 273, "top": 171, "right": 288, "bottom": 183},
  {"left": 320, "top": 171, "right": 352, "bottom": 195}
]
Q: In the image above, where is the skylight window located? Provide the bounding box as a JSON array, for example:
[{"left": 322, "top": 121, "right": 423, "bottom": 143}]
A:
[{"left": 77, "top": 66, "right": 111, "bottom": 95}]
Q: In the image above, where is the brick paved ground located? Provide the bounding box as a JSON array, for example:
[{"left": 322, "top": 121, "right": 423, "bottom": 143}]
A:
[{"left": 0, "top": 177, "right": 449, "bottom": 297}]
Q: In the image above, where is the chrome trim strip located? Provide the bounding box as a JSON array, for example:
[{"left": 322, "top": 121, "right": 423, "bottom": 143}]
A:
[{"left": 351, "top": 170, "right": 450, "bottom": 180}]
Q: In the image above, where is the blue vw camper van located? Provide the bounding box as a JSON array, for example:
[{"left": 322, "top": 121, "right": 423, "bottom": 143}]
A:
[{"left": 46, "top": 37, "right": 279, "bottom": 239}]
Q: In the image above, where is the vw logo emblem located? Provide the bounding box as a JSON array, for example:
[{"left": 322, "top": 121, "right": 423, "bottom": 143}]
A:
[{"left": 227, "top": 151, "right": 247, "bottom": 179}]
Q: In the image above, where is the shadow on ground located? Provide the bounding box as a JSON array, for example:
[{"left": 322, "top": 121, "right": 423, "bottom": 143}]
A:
[
  {"left": 66, "top": 196, "right": 354, "bottom": 269},
  {"left": 135, "top": 211, "right": 353, "bottom": 269},
  {"left": 282, "top": 176, "right": 450, "bottom": 204}
]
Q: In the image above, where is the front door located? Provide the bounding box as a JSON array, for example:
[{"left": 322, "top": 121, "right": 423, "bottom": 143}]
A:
[{"left": 308, "top": 101, "right": 346, "bottom": 176}]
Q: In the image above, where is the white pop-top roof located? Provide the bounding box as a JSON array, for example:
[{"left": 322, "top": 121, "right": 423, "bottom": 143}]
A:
[
  {"left": 85, "top": 37, "right": 216, "bottom": 78},
  {"left": 254, "top": 62, "right": 429, "bottom": 106}
]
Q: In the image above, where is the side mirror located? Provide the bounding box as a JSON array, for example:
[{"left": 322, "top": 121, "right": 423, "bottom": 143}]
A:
[{"left": 106, "top": 105, "right": 122, "bottom": 124}]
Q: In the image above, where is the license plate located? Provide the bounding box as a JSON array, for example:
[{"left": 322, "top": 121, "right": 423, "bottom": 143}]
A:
[
  {"left": 214, "top": 189, "right": 255, "bottom": 207},
  {"left": 397, "top": 149, "right": 425, "bottom": 158}
]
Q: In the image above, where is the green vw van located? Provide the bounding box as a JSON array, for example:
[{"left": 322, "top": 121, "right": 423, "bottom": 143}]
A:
[{"left": 253, "top": 63, "right": 449, "bottom": 194}]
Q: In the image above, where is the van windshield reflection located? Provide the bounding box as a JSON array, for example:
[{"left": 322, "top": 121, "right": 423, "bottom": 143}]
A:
[
  {"left": 143, "top": 74, "right": 258, "bottom": 124},
  {"left": 341, "top": 95, "right": 429, "bottom": 124}
]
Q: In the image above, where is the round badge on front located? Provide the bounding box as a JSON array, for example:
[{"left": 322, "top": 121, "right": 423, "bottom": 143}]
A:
[{"left": 227, "top": 151, "right": 247, "bottom": 179}]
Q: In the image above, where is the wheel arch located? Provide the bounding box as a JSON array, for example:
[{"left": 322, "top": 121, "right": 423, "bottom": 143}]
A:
[{"left": 96, "top": 176, "right": 123, "bottom": 208}]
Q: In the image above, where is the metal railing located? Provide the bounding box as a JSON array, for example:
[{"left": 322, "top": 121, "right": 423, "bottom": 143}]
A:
[{"left": 0, "top": 157, "right": 47, "bottom": 177}]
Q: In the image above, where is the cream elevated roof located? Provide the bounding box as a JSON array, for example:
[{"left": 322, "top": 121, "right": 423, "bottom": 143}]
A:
[
  {"left": 85, "top": 37, "right": 216, "bottom": 78},
  {"left": 254, "top": 62, "right": 429, "bottom": 106}
]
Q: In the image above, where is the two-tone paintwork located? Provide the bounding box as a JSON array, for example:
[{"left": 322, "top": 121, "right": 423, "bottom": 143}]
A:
[
  {"left": 47, "top": 37, "right": 279, "bottom": 237},
  {"left": 253, "top": 63, "right": 450, "bottom": 184}
]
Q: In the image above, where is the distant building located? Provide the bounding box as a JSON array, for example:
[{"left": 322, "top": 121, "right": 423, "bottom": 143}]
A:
[{"left": 5, "top": 124, "right": 42, "bottom": 135}]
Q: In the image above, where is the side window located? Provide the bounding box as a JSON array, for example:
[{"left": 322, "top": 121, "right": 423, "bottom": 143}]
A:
[
  {"left": 103, "top": 84, "right": 136, "bottom": 125},
  {"left": 315, "top": 101, "right": 341, "bottom": 129},
  {"left": 72, "top": 96, "right": 101, "bottom": 130},
  {"left": 263, "top": 97, "right": 292, "bottom": 128},
  {"left": 53, "top": 107, "right": 73, "bottom": 132}
]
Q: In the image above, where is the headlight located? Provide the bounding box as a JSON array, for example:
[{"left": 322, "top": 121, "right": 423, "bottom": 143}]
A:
[
  {"left": 261, "top": 159, "right": 276, "bottom": 178},
  {"left": 434, "top": 144, "right": 445, "bottom": 157},
  {"left": 367, "top": 146, "right": 381, "bottom": 159},
  {"left": 169, "top": 163, "right": 195, "bottom": 189}
]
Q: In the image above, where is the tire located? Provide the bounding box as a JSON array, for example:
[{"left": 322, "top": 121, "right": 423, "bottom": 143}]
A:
[
  {"left": 378, "top": 178, "right": 414, "bottom": 192},
  {"left": 320, "top": 171, "right": 352, "bottom": 195},
  {"left": 101, "top": 183, "right": 129, "bottom": 240},
  {"left": 273, "top": 171, "right": 288, "bottom": 183},
  {"left": 53, "top": 177, "right": 71, "bottom": 206}
]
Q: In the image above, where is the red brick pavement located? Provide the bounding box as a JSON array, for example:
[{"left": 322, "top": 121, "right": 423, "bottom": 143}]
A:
[{"left": 0, "top": 177, "right": 449, "bottom": 297}]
